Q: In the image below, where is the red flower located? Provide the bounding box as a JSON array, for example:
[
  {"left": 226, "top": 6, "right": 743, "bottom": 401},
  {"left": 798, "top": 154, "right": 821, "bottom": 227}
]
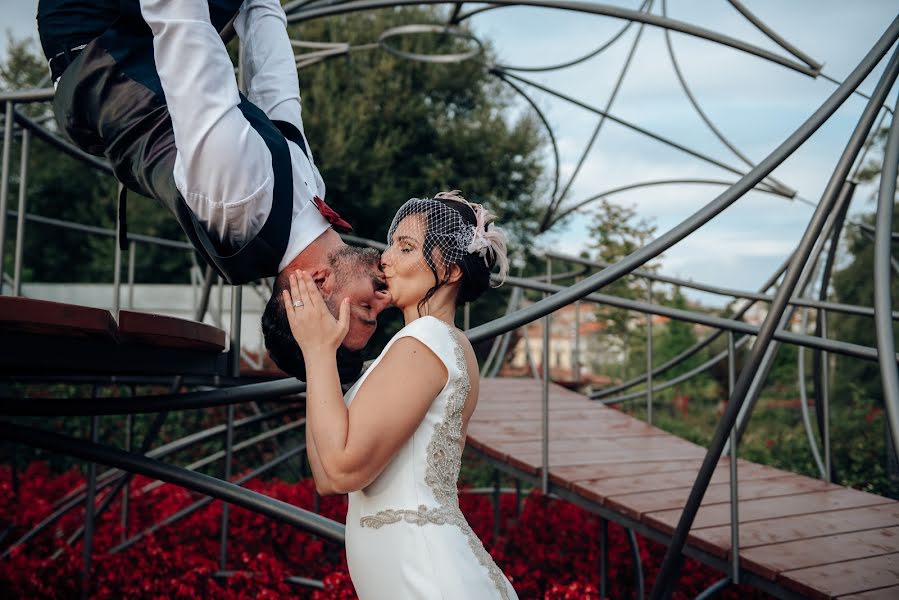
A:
[{"left": 313, "top": 196, "right": 352, "bottom": 233}]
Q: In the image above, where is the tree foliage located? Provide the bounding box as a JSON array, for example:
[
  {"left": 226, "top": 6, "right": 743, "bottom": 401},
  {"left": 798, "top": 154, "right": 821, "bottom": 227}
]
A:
[{"left": 1, "top": 7, "right": 546, "bottom": 312}]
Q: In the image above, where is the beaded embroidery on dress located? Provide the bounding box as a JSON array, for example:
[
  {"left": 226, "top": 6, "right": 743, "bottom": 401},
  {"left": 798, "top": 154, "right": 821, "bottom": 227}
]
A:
[{"left": 343, "top": 316, "right": 518, "bottom": 600}]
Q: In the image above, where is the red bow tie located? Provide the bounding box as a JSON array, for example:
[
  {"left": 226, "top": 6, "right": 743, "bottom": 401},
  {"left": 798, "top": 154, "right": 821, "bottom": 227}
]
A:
[{"left": 313, "top": 196, "right": 352, "bottom": 233}]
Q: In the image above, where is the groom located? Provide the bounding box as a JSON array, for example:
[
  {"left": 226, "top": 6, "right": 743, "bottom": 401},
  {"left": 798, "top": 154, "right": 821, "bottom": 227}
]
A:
[{"left": 37, "top": 0, "right": 391, "bottom": 380}]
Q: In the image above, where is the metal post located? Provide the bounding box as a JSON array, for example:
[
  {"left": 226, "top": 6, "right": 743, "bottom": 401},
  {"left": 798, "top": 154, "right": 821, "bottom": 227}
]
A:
[
  {"left": 127, "top": 240, "right": 136, "bottom": 309},
  {"left": 514, "top": 478, "right": 521, "bottom": 517},
  {"left": 728, "top": 331, "right": 740, "bottom": 584},
  {"left": 821, "top": 309, "right": 831, "bottom": 481},
  {"left": 112, "top": 184, "right": 123, "bottom": 317},
  {"left": 82, "top": 411, "right": 100, "bottom": 600},
  {"left": 573, "top": 275, "right": 581, "bottom": 382},
  {"left": 646, "top": 280, "right": 653, "bottom": 425},
  {"left": 216, "top": 276, "right": 224, "bottom": 327},
  {"left": 0, "top": 101, "right": 13, "bottom": 294},
  {"left": 219, "top": 404, "right": 235, "bottom": 571},
  {"left": 541, "top": 258, "right": 551, "bottom": 494},
  {"left": 464, "top": 302, "right": 470, "bottom": 331},
  {"left": 121, "top": 412, "right": 133, "bottom": 543},
  {"left": 12, "top": 129, "right": 29, "bottom": 296},
  {"left": 492, "top": 468, "right": 501, "bottom": 542},
  {"left": 599, "top": 517, "right": 609, "bottom": 598},
  {"left": 230, "top": 286, "right": 243, "bottom": 377}
]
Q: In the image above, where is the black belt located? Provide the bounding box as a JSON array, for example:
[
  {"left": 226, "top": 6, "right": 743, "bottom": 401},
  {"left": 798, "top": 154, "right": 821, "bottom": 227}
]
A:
[{"left": 49, "top": 45, "right": 86, "bottom": 83}]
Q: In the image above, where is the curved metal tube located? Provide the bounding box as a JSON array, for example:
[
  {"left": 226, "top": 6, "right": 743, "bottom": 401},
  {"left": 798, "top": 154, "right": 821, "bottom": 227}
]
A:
[
  {"left": 287, "top": 0, "right": 819, "bottom": 76},
  {"left": 591, "top": 253, "right": 791, "bottom": 400},
  {"left": 797, "top": 308, "right": 827, "bottom": 478},
  {"left": 496, "top": 70, "right": 767, "bottom": 185},
  {"left": 0, "top": 378, "right": 307, "bottom": 416},
  {"left": 493, "top": 73, "right": 562, "bottom": 208},
  {"left": 650, "top": 29, "right": 899, "bottom": 600},
  {"left": 494, "top": 0, "right": 651, "bottom": 72},
  {"left": 109, "top": 442, "right": 308, "bottom": 553},
  {"left": 725, "top": 0, "right": 822, "bottom": 70},
  {"left": 13, "top": 109, "right": 114, "bottom": 175},
  {"left": 662, "top": 0, "right": 794, "bottom": 197},
  {"left": 504, "top": 275, "right": 893, "bottom": 363},
  {"left": 627, "top": 528, "right": 645, "bottom": 599},
  {"left": 0, "top": 421, "right": 345, "bottom": 543},
  {"left": 694, "top": 576, "right": 731, "bottom": 600},
  {"left": 551, "top": 178, "right": 791, "bottom": 227},
  {"left": 464, "top": 17, "right": 898, "bottom": 348},
  {"left": 547, "top": 250, "right": 899, "bottom": 320},
  {"left": 601, "top": 336, "right": 751, "bottom": 405},
  {"left": 541, "top": 1, "right": 651, "bottom": 230},
  {"left": 873, "top": 92, "right": 899, "bottom": 465}
]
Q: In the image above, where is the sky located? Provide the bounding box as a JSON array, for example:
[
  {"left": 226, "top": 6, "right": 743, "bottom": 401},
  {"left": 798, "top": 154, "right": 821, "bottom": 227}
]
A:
[{"left": 3, "top": 0, "right": 898, "bottom": 308}]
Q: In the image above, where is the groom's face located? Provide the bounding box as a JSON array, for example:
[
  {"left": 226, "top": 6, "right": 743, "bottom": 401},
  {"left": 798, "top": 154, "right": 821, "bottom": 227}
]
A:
[{"left": 323, "top": 248, "right": 392, "bottom": 350}]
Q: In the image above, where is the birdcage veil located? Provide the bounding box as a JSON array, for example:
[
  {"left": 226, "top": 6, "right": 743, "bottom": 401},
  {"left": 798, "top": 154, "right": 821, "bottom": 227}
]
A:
[{"left": 387, "top": 190, "right": 509, "bottom": 285}]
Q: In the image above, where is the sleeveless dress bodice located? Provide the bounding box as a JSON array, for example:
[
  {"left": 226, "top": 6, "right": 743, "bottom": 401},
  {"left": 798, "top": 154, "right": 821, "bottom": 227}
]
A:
[{"left": 343, "top": 316, "right": 518, "bottom": 600}]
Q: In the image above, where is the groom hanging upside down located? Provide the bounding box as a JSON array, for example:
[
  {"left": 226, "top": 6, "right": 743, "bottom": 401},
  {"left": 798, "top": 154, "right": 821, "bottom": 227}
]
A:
[{"left": 37, "top": 0, "right": 392, "bottom": 381}]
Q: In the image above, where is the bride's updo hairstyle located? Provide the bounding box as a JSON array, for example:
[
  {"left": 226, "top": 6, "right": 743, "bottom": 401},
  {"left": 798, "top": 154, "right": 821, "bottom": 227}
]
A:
[{"left": 387, "top": 190, "right": 509, "bottom": 314}]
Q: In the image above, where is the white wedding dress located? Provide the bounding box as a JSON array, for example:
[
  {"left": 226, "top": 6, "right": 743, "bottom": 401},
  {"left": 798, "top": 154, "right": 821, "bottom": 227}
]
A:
[{"left": 343, "top": 316, "right": 519, "bottom": 600}]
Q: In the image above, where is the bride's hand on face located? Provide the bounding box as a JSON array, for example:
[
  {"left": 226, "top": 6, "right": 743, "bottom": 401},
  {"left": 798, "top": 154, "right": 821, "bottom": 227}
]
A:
[{"left": 282, "top": 270, "right": 351, "bottom": 356}]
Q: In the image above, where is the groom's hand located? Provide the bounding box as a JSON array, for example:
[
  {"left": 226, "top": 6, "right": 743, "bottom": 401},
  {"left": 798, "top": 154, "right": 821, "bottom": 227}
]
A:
[{"left": 282, "top": 270, "right": 351, "bottom": 355}]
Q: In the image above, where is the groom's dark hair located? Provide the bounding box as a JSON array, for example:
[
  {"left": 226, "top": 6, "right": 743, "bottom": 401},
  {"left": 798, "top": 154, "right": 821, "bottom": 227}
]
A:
[{"left": 261, "top": 246, "right": 378, "bottom": 382}]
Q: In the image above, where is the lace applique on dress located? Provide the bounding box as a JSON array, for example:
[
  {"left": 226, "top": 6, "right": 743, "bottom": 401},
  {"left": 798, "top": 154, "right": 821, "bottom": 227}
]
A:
[{"left": 359, "top": 322, "right": 511, "bottom": 599}]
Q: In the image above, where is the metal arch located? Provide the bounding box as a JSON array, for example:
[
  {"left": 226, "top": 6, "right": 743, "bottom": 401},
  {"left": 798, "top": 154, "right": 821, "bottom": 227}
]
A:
[
  {"left": 464, "top": 15, "right": 899, "bottom": 347},
  {"left": 549, "top": 178, "right": 791, "bottom": 228},
  {"left": 492, "top": 71, "right": 563, "bottom": 207},
  {"left": 378, "top": 24, "right": 484, "bottom": 63},
  {"left": 0, "top": 421, "right": 345, "bottom": 543},
  {"left": 725, "top": 0, "right": 822, "bottom": 71},
  {"left": 540, "top": 0, "right": 652, "bottom": 231},
  {"left": 497, "top": 70, "right": 766, "bottom": 186},
  {"left": 286, "top": 0, "right": 819, "bottom": 76},
  {"left": 600, "top": 337, "right": 751, "bottom": 405},
  {"left": 544, "top": 250, "right": 899, "bottom": 320},
  {"left": 661, "top": 0, "right": 794, "bottom": 198},
  {"left": 501, "top": 274, "right": 896, "bottom": 363},
  {"left": 873, "top": 94, "right": 899, "bottom": 466},
  {"left": 493, "top": 0, "right": 652, "bottom": 73},
  {"left": 650, "top": 32, "right": 899, "bottom": 600},
  {"left": 13, "top": 108, "right": 114, "bottom": 175},
  {"left": 797, "top": 307, "right": 827, "bottom": 479},
  {"left": 0, "top": 378, "right": 307, "bottom": 416}
]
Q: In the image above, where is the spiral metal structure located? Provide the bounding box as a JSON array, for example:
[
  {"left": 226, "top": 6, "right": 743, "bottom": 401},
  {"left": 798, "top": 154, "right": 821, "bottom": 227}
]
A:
[{"left": 1, "top": 2, "right": 898, "bottom": 598}]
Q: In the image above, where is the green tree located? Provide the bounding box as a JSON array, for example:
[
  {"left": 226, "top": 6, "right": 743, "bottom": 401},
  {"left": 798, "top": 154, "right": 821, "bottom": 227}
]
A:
[
  {"left": 290, "top": 8, "right": 545, "bottom": 247},
  {"left": 586, "top": 198, "right": 658, "bottom": 378},
  {"left": 2, "top": 10, "right": 547, "bottom": 359},
  {"left": 0, "top": 35, "right": 193, "bottom": 284}
]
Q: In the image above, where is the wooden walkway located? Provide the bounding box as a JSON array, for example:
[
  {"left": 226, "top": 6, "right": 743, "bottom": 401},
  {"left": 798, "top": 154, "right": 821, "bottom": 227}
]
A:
[
  {"left": 466, "top": 379, "right": 899, "bottom": 600},
  {"left": 0, "top": 297, "right": 227, "bottom": 376}
]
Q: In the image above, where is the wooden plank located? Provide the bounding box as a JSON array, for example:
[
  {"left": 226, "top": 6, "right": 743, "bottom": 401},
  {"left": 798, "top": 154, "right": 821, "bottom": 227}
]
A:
[
  {"left": 738, "top": 527, "right": 899, "bottom": 581},
  {"left": 581, "top": 464, "right": 788, "bottom": 512},
  {"left": 696, "top": 504, "right": 899, "bottom": 555},
  {"left": 467, "top": 419, "right": 665, "bottom": 442},
  {"left": 117, "top": 310, "right": 226, "bottom": 351},
  {"left": 608, "top": 474, "right": 835, "bottom": 524},
  {"left": 779, "top": 552, "right": 899, "bottom": 599},
  {"left": 0, "top": 296, "right": 116, "bottom": 339},
  {"left": 550, "top": 459, "right": 705, "bottom": 485},
  {"left": 838, "top": 586, "right": 899, "bottom": 599},
  {"left": 645, "top": 488, "right": 893, "bottom": 534}
]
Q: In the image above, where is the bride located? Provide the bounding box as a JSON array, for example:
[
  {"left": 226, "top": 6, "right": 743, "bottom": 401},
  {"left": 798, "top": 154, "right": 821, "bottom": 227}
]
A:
[{"left": 282, "top": 190, "right": 518, "bottom": 599}]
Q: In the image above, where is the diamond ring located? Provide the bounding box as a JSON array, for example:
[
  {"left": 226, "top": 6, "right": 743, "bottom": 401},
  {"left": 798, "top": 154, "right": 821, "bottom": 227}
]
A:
[{"left": 293, "top": 300, "right": 305, "bottom": 308}]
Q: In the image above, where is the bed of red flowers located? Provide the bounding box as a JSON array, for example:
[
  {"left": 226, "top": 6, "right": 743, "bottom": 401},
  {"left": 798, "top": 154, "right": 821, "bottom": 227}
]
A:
[{"left": 0, "top": 462, "right": 773, "bottom": 599}]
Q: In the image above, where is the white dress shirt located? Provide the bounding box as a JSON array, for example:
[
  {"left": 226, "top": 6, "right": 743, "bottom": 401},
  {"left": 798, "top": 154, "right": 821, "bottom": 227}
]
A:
[{"left": 139, "top": 0, "right": 330, "bottom": 272}]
